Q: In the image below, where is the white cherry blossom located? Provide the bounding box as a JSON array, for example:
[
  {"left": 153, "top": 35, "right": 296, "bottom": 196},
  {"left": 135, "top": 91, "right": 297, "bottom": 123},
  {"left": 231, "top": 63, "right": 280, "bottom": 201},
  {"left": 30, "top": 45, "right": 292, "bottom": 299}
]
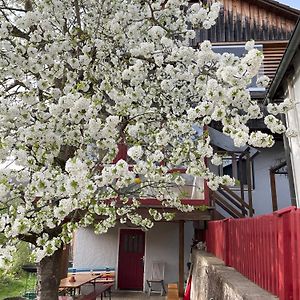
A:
[{"left": 0, "top": 0, "right": 290, "bottom": 282}]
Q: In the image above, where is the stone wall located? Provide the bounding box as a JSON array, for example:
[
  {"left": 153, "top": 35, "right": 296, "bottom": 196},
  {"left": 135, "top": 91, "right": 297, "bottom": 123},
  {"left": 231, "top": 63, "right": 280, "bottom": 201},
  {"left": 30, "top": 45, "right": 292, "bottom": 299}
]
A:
[{"left": 190, "top": 250, "right": 278, "bottom": 300}]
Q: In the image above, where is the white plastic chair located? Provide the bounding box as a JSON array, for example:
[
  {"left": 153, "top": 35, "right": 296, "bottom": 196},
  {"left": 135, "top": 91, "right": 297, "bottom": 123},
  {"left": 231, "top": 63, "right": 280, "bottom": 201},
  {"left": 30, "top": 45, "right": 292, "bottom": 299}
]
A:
[{"left": 146, "top": 261, "right": 166, "bottom": 296}]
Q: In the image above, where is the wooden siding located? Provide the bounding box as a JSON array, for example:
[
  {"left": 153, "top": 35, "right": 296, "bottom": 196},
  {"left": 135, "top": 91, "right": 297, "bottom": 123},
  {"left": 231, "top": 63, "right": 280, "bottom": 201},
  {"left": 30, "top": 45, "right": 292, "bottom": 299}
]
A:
[
  {"left": 191, "top": 0, "right": 298, "bottom": 45},
  {"left": 262, "top": 41, "right": 288, "bottom": 81}
]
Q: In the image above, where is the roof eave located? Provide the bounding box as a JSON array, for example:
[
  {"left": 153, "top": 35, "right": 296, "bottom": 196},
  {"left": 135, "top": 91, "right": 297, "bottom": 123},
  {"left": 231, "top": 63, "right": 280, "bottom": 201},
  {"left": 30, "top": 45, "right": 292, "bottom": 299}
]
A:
[{"left": 258, "top": 0, "right": 300, "bottom": 18}]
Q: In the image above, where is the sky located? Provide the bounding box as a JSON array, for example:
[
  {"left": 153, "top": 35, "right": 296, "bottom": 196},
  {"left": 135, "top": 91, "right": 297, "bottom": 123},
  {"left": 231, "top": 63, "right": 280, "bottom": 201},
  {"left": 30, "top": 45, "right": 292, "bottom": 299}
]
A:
[{"left": 278, "top": 0, "right": 300, "bottom": 9}]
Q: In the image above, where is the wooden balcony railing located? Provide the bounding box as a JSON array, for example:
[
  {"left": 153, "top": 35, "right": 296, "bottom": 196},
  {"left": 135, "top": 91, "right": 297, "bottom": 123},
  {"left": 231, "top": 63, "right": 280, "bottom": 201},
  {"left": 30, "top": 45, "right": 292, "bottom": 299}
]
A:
[{"left": 211, "top": 184, "right": 254, "bottom": 219}]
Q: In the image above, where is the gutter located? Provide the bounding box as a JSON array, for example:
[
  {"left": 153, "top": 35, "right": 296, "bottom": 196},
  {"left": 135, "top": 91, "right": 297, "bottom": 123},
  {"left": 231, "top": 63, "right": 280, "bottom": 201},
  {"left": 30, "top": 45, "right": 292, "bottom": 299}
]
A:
[{"left": 265, "top": 18, "right": 300, "bottom": 103}]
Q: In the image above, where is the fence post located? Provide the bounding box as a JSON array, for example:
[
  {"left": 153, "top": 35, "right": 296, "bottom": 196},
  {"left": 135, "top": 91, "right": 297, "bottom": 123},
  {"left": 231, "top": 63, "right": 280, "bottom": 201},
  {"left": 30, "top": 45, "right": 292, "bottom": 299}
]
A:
[
  {"left": 274, "top": 206, "right": 296, "bottom": 300},
  {"left": 223, "top": 219, "right": 229, "bottom": 265}
]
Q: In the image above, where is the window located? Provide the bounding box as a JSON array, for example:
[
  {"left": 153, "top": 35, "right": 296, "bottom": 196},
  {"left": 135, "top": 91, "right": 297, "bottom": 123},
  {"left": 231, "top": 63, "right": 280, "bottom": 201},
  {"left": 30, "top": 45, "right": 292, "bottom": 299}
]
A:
[
  {"left": 169, "top": 172, "right": 204, "bottom": 200},
  {"left": 134, "top": 171, "right": 205, "bottom": 200},
  {"left": 124, "top": 233, "right": 143, "bottom": 253}
]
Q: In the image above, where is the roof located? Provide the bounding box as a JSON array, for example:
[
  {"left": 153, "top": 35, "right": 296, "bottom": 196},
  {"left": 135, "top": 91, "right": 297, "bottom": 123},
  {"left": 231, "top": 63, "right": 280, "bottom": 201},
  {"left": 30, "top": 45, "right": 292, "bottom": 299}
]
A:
[
  {"left": 257, "top": 0, "right": 300, "bottom": 17},
  {"left": 266, "top": 18, "right": 300, "bottom": 101},
  {"left": 208, "top": 127, "right": 259, "bottom": 158}
]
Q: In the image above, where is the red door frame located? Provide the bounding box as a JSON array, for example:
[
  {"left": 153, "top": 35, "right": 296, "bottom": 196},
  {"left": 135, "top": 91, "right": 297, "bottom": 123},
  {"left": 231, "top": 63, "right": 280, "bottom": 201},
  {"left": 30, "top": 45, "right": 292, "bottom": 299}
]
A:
[{"left": 118, "top": 229, "right": 145, "bottom": 290}]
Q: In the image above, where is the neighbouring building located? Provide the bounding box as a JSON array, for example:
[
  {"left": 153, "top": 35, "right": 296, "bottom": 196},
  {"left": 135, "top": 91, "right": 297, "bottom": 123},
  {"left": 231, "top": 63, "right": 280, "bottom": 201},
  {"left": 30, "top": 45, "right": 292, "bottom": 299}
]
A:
[{"left": 266, "top": 18, "right": 300, "bottom": 208}]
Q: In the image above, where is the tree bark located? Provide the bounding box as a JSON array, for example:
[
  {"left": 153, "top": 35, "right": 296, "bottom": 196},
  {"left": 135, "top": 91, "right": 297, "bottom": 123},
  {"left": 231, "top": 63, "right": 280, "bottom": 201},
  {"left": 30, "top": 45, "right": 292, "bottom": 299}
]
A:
[{"left": 36, "top": 247, "right": 65, "bottom": 300}]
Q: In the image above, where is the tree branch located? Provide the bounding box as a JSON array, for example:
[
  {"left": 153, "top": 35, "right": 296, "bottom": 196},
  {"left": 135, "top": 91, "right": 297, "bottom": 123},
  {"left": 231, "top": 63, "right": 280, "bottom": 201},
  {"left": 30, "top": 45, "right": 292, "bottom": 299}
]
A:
[
  {"left": 24, "top": 0, "right": 33, "bottom": 12},
  {"left": 5, "top": 80, "right": 27, "bottom": 92},
  {"left": 0, "top": 6, "right": 26, "bottom": 12},
  {"left": 74, "top": 0, "right": 81, "bottom": 30},
  {"left": 11, "top": 26, "right": 30, "bottom": 40}
]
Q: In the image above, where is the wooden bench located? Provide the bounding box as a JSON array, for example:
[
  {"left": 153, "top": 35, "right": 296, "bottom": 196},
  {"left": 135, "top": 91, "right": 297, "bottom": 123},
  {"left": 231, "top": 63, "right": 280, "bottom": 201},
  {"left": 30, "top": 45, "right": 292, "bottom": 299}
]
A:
[
  {"left": 83, "top": 283, "right": 114, "bottom": 300},
  {"left": 59, "top": 283, "right": 114, "bottom": 300},
  {"left": 166, "top": 283, "right": 179, "bottom": 300}
]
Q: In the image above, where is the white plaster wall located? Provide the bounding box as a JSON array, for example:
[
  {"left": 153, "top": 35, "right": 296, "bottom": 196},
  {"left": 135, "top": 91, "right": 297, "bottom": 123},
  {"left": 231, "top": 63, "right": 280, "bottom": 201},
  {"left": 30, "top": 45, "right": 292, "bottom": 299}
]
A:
[
  {"left": 73, "top": 226, "right": 119, "bottom": 269},
  {"left": 73, "top": 221, "right": 194, "bottom": 291},
  {"left": 287, "top": 53, "right": 300, "bottom": 207},
  {"left": 251, "top": 142, "right": 290, "bottom": 214},
  {"left": 144, "top": 221, "right": 194, "bottom": 290}
]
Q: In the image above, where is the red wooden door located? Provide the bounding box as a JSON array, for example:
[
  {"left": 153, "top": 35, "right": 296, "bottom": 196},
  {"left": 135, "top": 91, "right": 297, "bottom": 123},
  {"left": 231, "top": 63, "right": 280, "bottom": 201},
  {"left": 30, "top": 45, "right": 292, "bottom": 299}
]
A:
[{"left": 118, "top": 229, "right": 145, "bottom": 290}]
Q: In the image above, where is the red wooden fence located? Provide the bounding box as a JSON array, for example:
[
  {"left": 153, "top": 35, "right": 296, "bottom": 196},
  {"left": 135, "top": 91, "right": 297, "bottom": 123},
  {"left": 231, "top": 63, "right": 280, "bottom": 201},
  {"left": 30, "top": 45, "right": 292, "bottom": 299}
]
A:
[{"left": 206, "top": 206, "right": 300, "bottom": 299}]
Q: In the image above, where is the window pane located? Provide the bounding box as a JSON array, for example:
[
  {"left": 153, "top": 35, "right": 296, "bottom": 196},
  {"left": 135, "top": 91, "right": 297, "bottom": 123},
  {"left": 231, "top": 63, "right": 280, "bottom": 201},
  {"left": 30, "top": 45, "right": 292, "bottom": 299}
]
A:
[{"left": 168, "top": 174, "right": 204, "bottom": 199}]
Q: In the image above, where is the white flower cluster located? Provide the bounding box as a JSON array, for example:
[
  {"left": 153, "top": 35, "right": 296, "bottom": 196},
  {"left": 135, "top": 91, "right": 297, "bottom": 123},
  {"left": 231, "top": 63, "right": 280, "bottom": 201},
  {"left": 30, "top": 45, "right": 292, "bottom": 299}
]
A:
[
  {"left": 127, "top": 146, "right": 143, "bottom": 162},
  {"left": 188, "top": 2, "right": 221, "bottom": 30},
  {"left": 211, "top": 154, "right": 223, "bottom": 166},
  {"left": 245, "top": 40, "right": 255, "bottom": 51},
  {"left": 248, "top": 131, "right": 275, "bottom": 148},
  {"left": 207, "top": 175, "right": 236, "bottom": 191},
  {"left": 256, "top": 75, "right": 270, "bottom": 88},
  {"left": 267, "top": 98, "right": 294, "bottom": 115},
  {"left": 0, "top": 0, "right": 288, "bottom": 264},
  {"left": 264, "top": 115, "right": 286, "bottom": 134},
  {"left": 285, "top": 128, "right": 298, "bottom": 138}
]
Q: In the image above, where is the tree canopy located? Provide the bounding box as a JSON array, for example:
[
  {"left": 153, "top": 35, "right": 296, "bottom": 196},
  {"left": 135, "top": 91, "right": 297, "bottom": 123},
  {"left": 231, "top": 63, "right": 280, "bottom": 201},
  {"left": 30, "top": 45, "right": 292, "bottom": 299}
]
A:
[{"left": 0, "top": 0, "right": 293, "bottom": 264}]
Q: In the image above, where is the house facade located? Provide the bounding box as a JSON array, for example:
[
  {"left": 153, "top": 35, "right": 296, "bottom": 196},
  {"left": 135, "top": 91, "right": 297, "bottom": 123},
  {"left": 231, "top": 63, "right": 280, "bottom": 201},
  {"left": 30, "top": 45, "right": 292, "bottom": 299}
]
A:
[
  {"left": 266, "top": 19, "right": 300, "bottom": 208},
  {"left": 73, "top": 222, "right": 194, "bottom": 291},
  {"left": 72, "top": 0, "right": 299, "bottom": 295}
]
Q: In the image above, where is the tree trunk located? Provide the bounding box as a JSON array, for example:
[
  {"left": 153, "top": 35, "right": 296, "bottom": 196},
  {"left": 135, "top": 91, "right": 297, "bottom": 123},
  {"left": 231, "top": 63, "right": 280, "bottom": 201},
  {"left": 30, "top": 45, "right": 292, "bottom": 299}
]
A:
[{"left": 36, "top": 247, "right": 65, "bottom": 300}]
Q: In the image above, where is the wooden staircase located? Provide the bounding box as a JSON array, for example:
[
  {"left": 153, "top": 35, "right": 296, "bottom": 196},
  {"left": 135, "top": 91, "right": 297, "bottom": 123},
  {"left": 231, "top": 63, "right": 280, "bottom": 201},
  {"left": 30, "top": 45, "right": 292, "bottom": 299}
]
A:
[
  {"left": 208, "top": 148, "right": 255, "bottom": 220},
  {"left": 211, "top": 184, "right": 254, "bottom": 219}
]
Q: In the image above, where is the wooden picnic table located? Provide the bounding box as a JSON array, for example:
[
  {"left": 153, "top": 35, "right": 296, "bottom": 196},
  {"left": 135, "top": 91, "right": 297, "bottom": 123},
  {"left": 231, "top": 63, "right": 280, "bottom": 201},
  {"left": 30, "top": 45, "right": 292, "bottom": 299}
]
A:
[{"left": 59, "top": 273, "right": 102, "bottom": 295}]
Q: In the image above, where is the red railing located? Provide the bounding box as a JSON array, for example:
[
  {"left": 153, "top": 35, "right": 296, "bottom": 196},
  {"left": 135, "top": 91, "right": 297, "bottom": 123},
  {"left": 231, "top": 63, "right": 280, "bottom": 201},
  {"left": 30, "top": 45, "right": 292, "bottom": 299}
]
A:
[{"left": 206, "top": 206, "right": 300, "bottom": 300}]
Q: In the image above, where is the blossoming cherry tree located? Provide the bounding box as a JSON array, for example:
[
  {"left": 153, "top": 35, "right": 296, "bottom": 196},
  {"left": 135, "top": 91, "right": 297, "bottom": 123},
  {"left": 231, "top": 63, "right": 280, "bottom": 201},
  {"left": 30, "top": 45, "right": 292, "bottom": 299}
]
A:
[{"left": 0, "top": 0, "right": 292, "bottom": 299}]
